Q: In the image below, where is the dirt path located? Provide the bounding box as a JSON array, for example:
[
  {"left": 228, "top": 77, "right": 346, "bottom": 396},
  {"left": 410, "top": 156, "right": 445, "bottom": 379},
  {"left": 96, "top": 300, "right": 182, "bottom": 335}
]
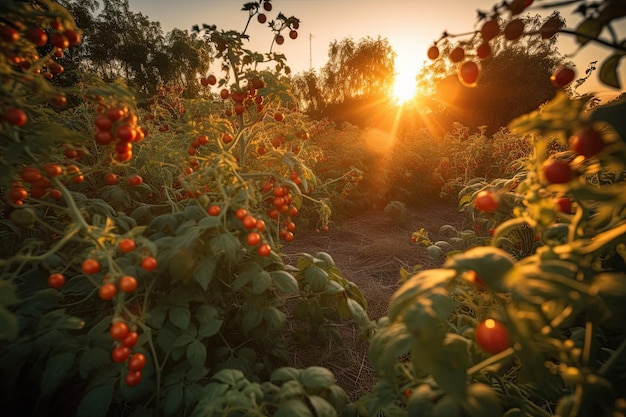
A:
[{"left": 281, "top": 199, "right": 467, "bottom": 400}]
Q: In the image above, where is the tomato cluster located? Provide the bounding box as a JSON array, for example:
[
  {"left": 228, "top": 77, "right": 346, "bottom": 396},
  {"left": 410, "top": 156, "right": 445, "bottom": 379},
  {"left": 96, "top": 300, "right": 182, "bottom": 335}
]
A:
[
  {"left": 425, "top": 0, "right": 563, "bottom": 89},
  {"left": 252, "top": 0, "right": 300, "bottom": 45},
  {"left": 94, "top": 105, "right": 146, "bottom": 162},
  {"left": 9, "top": 163, "right": 88, "bottom": 205},
  {"left": 109, "top": 321, "right": 146, "bottom": 387},
  {"left": 263, "top": 180, "right": 302, "bottom": 241},
  {"left": 219, "top": 75, "right": 267, "bottom": 118},
  {"left": 0, "top": 13, "right": 81, "bottom": 130}
]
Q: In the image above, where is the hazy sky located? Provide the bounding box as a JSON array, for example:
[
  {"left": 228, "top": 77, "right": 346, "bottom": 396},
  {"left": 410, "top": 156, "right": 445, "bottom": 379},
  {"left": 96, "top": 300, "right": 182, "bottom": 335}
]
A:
[{"left": 127, "top": 0, "right": 624, "bottom": 95}]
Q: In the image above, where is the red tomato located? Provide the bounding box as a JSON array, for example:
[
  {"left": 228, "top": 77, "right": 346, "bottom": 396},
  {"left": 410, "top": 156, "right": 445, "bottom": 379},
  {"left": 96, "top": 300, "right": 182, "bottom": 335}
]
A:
[
  {"left": 25, "top": 27, "right": 48, "bottom": 46},
  {"left": 480, "top": 20, "right": 500, "bottom": 42},
  {"left": 128, "top": 175, "right": 143, "bottom": 187},
  {"left": 4, "top": 108, "right": 28, "bottom": 126},
  {"left": 258, "top": 244, "right": 271, "bottom": 257},
  {"left": 43, "top": 163, "right": 63, "bottom": 177},
  {"left": 208, "top": 205, "right": 221, "bottom": 216},
  {"left": 20, "top": 167, "right": 42, "bottom": 183},
  {"left": 128, "top": 353, "right": 146, "bottom": 371},
  {"left": 569, "top": 126, "right": 604, "bottom": 158},
  {"left": 81, "top": 259, "right": 100, "bottom": 275},
  {"left": 427, "top": 45, "right": 439, "bottom": 60},
  {"left": 554, "top": 197, "right": 573, "bottom": 214},
  {"left": 474, "top": 190, "right": 499, "bottom": 212},
  {"left": 118, "top": 275, "right": 137, "bottom": 293},
  {"left": 275, "top": 34, "right": 284, "bottom": 45},
  {"left": 235, "top": 208, "right": 248, "bottom": 220},
  {"left": 48, "top": 273, "right": 65, "bottom": 289},
  {"left": 475, "top": 319, "right": 510, "bottom": 354},
  {"left": 504, "top": 18, "right": 524, "bottom": 41},
  {"left": 246, "top": 232, "right": 261, "bottom": 246},
  {"left": 49, "top": 189, "right": 62, "bottom": 200},
  {"left": 104, "top": 173, "right": 118, "bottom": 185},
  {"left": 458, "top": 61, "right": 481, "bottom": 87},
  {"left": 242, "top": 215, "right": 256, "bottom": 230},
  {"left": 551, "top": 65, "right": 576, "bottom": 88},
  {"left": 110, "top": 322, "right": 129, "bottom": 340},
  {"left": 122, "top": 331, "right": 139, "bottom": 348},
  {"left": 274, "top": 112, "right": 285, "bottom": 122},
  {"left": 542, "top": 159, "right": 572, "bottom": 184},
  {"left": 99, "top": 283, "right": 117, "bottom": 300},
  {"left": 125, "top": 370, "right": 142, "bottom": 387},
  {"left": 111, "top": 346, "right": 130, "bottom": 363},
  {"left": 118, "top": 238, "right": 136, "bottom": 253},
  {"left": 141, "top": 256, "right": 158, "bottom": 272},
  {"left": 449, "top": 47, "right": 465, "bottom": 63}
]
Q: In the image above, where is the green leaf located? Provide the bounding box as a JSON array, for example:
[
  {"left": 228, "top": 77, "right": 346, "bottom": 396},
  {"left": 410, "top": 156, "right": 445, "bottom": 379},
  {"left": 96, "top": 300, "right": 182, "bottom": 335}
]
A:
[
  {"left": 347, "top": 298, "right": 370, "bottom": 326},
  {"left": 264, "top": 305, "right": 286, "bottom": 331},
  {"left": 590, "top": 87, "right": 626, "bottom": 140},
  {"left": 309, "top": 395, "right": 338, "bottom": 417},
  {"left": 157, "top": 326, "right": 177, "bottom": 353},
  {"left": 389, "top": 269, "right": 457, "bottom": 320},
  {"left": 198, "top": 215, "right": 220, "bottom": 230},
  {"left": 444, "top": 247, "right": 515, "bottom": 292},
  {"left": 75, "top": 385, "right": 113, "bottom": 417},
  {"left": 252, "top": 270, "right": 272, "bottom": 294},
  {"left": 187, "top": 340, "right": 207, "bottom": 368},
  {"left": 275, "top": 399, "right": 314, "bottom": 417},
  {"left": 163, "top": 385, "right": 183, "bottom": 417},
  {"left": 79, "top": 348, "right": 110, "bottom": 378},
  {"left": 305, "top": 266, "right": 329, "bottom": 292},
  {"left": 0, "top": 280, "right": 19, "bottom": 306},
  {"left": 173, "top": 334, "right": 195, "bottom": 348},
  {"left": 208, "top": 234, "right": 241, "bottom": 258},
  {"left": 430, "top": 334, "right": 471, "bottom": 400},
  {"left": 271, "top": 270, "right": 299, "bottom": 293},
  {"left": 0, "top": 305, "right": 19, "bottom": 341},
  {"left": 194, "top": 257, "right": 216, "bottom": 291},
  {"left": 241, "top": 308, "right": 263, "bottom": 333},
  {"left": 147, "top": 304, "right": 168, "bottom": 329},
  {"left": 575, "top": 18, "right": 604, "bottom": 46},
  {"left": 212, "top": 368, "right": 246, "bottom": 386},
  {"left": 299, "top": 366, "right": 336, "bottom": 388},
  {"left": 41, "top": 351, "right": 76, "bottom": 396},
  {"left": 599, "top": 54, "right": 623, "bottom": 89},
  {"left": 196, "top": 304, "right": 223, "bottom": 338},
  {"left": 464, "top": 383, "right": 502, "bottom": 417},
  {"left": 169, "top": 306, "right": 191, "bottom": 329},
  {"left": 271, "top": 367, "right": 301, "bottom": 383},
  {"left": 233, "top": 262, "right": 262, "bottom": 291}
]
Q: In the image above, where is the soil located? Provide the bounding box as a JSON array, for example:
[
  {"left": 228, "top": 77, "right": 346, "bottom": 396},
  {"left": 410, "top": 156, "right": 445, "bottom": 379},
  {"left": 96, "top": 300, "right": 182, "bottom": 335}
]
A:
[{"left": 281, "top": 199, "right": 467, "bottom": 401}]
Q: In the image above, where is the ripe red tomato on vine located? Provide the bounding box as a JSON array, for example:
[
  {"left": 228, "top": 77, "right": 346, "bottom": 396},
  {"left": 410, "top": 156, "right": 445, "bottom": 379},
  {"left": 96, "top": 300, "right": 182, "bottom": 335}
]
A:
[{"left": 475, "top": 319, "right": 510, "bottom": 354}]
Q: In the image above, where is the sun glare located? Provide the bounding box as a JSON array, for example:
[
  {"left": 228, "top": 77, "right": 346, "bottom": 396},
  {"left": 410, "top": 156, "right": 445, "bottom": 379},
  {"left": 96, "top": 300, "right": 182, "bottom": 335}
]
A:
[{"left": 392, "top": 70, "right": 417, "bottom": 104}]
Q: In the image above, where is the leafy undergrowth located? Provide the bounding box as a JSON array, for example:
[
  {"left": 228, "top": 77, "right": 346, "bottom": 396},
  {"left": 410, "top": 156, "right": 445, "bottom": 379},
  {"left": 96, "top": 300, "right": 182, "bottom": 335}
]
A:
[{"left": 281, "top": 200, "right": 466, "bottom": 400}]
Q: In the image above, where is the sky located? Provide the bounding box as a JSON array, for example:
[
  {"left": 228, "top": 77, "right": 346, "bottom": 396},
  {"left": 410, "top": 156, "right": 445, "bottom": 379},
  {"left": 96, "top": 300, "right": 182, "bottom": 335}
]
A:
[{"left": 127, "top": 0, "right": 624, "bottom": 97}]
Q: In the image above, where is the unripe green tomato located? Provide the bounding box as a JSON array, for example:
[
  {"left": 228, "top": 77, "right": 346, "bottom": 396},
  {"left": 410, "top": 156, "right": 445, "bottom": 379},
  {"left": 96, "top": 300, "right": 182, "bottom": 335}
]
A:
[{"left": 10, "top": 208, "right": 37, "bottom": 227}]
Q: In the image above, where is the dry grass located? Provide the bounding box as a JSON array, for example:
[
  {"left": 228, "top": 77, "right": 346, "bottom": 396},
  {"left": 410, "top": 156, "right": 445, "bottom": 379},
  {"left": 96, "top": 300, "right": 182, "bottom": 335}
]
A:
[{"left": 281, "top": 200, "right": 466, "bottom": 401}]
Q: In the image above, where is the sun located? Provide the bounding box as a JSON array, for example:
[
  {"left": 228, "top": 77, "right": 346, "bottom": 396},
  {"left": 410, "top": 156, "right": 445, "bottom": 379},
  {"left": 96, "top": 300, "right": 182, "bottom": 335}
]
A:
[{"left": 392, "top": 70, "right": 418, "bottom": 104}]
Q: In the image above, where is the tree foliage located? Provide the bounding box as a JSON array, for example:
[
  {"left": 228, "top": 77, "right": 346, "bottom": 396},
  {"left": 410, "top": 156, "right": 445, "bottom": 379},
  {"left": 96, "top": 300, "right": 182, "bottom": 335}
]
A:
[
  {"left": 291, "top": 36, "right": 397, "bottom": 127},
  {"left": 57, "top": 0, "right": 211, "bottom": 98}
]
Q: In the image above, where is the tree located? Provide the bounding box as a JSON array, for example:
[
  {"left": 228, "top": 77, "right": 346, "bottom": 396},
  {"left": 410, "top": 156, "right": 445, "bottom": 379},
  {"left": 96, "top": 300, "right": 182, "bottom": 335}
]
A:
[{"left": 293, "top": 36, "right": 397, "bottom": 127}]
